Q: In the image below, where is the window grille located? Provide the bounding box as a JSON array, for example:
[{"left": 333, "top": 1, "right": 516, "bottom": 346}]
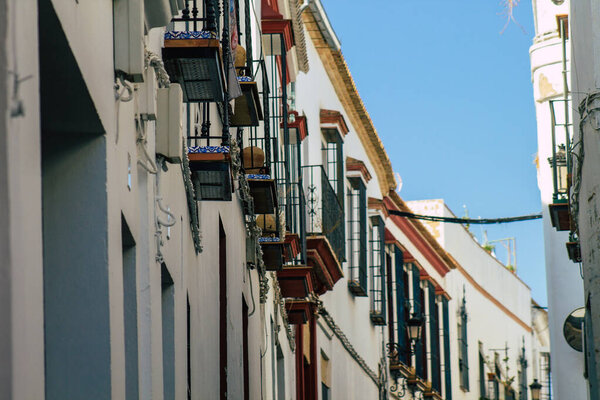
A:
[
  {"left": 493, "top": 363, "right": 501, "bottom": 400},
  {"left": 479, "top": 351, "right": 486, "bottom": 399},
  {"left": 321, "top": 129, "right": 344, "bottom": 204},
  {"left": 518, "top": 344, "right": 528, "bottom": 400},
  {"left": 369, "top": 216, "right": 386, "bottom": 325},
  {"left": 412, "top": 263, "right": 425, "bottom": 378},
  {"left": 443, "top": 298, "right": 453, "bottom": 400},
  {"left": 420, "top": 286, "right": 428, "bottom": 381},
  {"left": 303, "top": 165, "right": 345, "bottom": 262},
  {"left": 346, "top": 178, "right": 367, "bottom": 295},
  {"left": 458, "top": 295, "right": 469, "bottom": 391},
  {"left": 429, "top": 282, "right": 442, "bottom": 393},
  {"left": 539, "top": 352, "right": 551, "bottom": 400},
  {"left": 394, "top": 248, "right": 410, "bottom": 364}
]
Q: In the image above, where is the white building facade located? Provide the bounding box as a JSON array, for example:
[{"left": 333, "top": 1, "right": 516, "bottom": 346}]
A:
[
  {"left": 407, "top": 200, "right": 550, "bottom": 400},
  {"left": 567, "top": 0, "right": 600, "bottom": 398},
  {"left": 528, "top": 1, "right": 587, "bottom": 398},
  {"left": 0, "top": 0, "right": 550, "bottom": 399}
]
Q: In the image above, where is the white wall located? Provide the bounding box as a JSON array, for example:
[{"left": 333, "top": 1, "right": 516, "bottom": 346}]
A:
[
  {"left": 407, "top": 200, "right": 540, "bottom": 400},
  {"left": 530, "top": 1, "right": 587, "bottom": 398},
  {"left": 294, "top": 17, "right": 388, "bottom": 398},
  {"left": 4, "top": 0, "right": 45, "bottom": 398}
]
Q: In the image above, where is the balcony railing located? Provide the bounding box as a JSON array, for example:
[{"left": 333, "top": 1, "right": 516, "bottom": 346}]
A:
[
  {"left": 548, "top": 98, "right": 573, "bottom": 231},
  {"left": 302, "top": 165, "right": 345, "bottom": 263},
  {"left": 549, "top": 98, "right": 573, "bottom": 203}
]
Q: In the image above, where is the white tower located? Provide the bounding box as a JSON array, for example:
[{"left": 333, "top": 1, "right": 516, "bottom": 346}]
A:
[{"left": 529, "top": 0, "right": 586, "bottom": 398}]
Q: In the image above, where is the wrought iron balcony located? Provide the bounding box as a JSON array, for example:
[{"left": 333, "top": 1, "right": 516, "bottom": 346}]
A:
[
  {"left": 186, "top": 103, "right": 232, "bottom": 201},
  {"left": 302, "top": 165, "right": 345, "bottom": 263},
  {"left": 277, "top": 265, "right": 314, "bottom": 298},
  {"left": 300, "top": 165, "right": 345, "bottom": 295},
  {"left": 162, "top": 0, "right": 226, "bottom": 103},
  {"left": 231, "top": 76, "right": 263, "bottom": 127},
  {"left": 548, "top": 98, "right": 573, "bottom": 231}
]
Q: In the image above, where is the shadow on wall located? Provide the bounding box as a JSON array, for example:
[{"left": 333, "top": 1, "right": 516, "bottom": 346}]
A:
[{"left": 39, "top": 0, "right": 108, "bottom": 398}]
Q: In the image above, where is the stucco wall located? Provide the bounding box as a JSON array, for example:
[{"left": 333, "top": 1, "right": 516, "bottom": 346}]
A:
[
  {"left": 530, "top": 0, "right": 588, "bottom": 397},
  {"left": 5, "top": 0, "right": 45, "bottom": 398},
  {"left": 406, "top": 199, "right": 538, "bottom": 400}
]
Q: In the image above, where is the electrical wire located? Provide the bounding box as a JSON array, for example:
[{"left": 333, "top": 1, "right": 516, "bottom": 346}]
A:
[{"left": 388, "top": 209, "right": 542, "bottom": 224}]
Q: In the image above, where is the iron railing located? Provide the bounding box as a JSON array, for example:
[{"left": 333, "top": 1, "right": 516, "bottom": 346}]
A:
[
  {"left": 302, "top": 165, "right": 345, "bottom": 263},
  {"left": 175, "top": 0, "right": 231, "bottom": 147},
  {"left": 347, "top": 178, "right": 367, "bottom": 293},
  {"left": 549, "top": 98, "right": 573, "bottom": 203},
  {"left": 394, "top": 251, "right": 410, "bottom": 365},
  {"left": 263, "top": 33, "right": 310, "bottom": 262},
  {"left": 171, "top": 0, "right": 218, "bottom": 31},
  {"left": 429, "top": 282, "right": 441, "bottom": 393},
  {"left": 369, "top": 216, "right": 386, "bottom": 324}
]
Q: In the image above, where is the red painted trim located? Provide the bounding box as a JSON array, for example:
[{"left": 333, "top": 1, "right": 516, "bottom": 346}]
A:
[
  {"left": 346, "top": 157, "right": 372, "bottom": 182},
  {"left": 295, "top": 325, "right": 304, "bottom": 400},
  {"left": 320, "top": 109, "right": 349, "bottom": 136},
  {"left": 277, "top": 266, "right": 314, "bottom": 298},
  {"left": 306, "top": 236, "right": 343, "bottom": 294},
  {"left": 384, "top": 228, "right": 396, "bottom": 244},
  {"left": 288, "top": 111, "right": 308, "bottom": 141},
  {"left": 261, "top": 0, "right": 282, "bottom": 19},
  {"left": 455, "top": 263, "right": 532, "bottom": 332},
  {"left": 383, "top": 197, "right": 451, "bottom": 277},
  {"left": 274, "top": 54, "right": 292, "bottom": 86},
  {"left": 261, "top": 20, "right": 294, "bottom": 52},
  {"left": 284, "top": 233, "right": 302, "bottom": 261},
  {"left": 308, "top": 312, "right": 318, "bottom": 400},
  {"left": 293, "top": 307, "right": 318, "bottom": 400},
  {"left": 286, "top": 300, "right": 313, "bottom": 324},
  {"left": 403, "top": 250, "right": 415, "bottom": 263},
  {"left": 368, "top": 197, "right": 389, "bottom": 218}
]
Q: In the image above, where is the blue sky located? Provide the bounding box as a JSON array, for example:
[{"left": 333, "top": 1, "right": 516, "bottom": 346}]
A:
[{"left": 322, "top": 1, "right": 547, "bottom": 304}]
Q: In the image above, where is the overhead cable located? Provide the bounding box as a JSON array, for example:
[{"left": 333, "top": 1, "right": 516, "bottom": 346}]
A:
[{"left": 388, "top": 209, "right": 542, "bottom": 224}]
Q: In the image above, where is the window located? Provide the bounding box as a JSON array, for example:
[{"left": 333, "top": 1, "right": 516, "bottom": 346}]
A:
[
  {"left": 346, "top": 178, "right": 367, "bottom": 296},
  {"left": 506, "top": 387, "right": 516, "bottom": 400},
  {"left": 322, "top": 129, "right": 344, "bottom": 203},
  {"left": 161, "top": 264, "right": 175, "bottom": 400},
  {"left": 429, "top": 283, "right": 441, "bottom": 393},
  {"left": 518, "top": 345, "right": 528, "bottom": 400},
  {"left": 458, "top": 294, "right": 469, "bottom": 391},
  {"left": 369, "top": 216, "right": 386, "bottom": 325},
  {"left": 442, "top": 298, "right": 452, "bottom": 400},
  {"left": 539, "top": 352, "right": 551, "bottom": 400},
  {"left": 277, "top": 345, "right": 286, "bottom": 399},
  {"left": 479, "top": 347, "right": 486, "bottom": 399},
  {"left": 419, "top": 285, "right": 428, "bottom": 381},
  {"left": 187, "top": 296, "right": 191, "bottom": 400},
  {"left": 321, "top": 352, "right": 331, "bottom": 400},
  {"left": 122, "top": 218, "right": 138, "bottom": 400},
  {"left": 412, "top": 263, "right": 425, "bottom": 377},
  {"left": 321, "top": 383, "right": 330, "bottom": 400},
  {"left": 493, "top": 362, "right": 501, "bottom": 400},
  {"left": 394, "top": 248, "right": 409, "bottom": 364}
]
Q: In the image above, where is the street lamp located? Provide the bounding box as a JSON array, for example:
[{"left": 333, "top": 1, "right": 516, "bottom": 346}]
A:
[
  {"left": 407, "top": 314, "right": 423, "bottom": 344},
  {"left": 529, "top": 379, "right": 542, "bottom": 400},
  {"left": 388, "top": 313, "right": 424, "bottom": 397}
]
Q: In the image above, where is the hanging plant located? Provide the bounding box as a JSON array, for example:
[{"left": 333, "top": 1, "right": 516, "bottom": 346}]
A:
[{"left": 500, "top": 0, "right": 526, "bottom": 34}]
